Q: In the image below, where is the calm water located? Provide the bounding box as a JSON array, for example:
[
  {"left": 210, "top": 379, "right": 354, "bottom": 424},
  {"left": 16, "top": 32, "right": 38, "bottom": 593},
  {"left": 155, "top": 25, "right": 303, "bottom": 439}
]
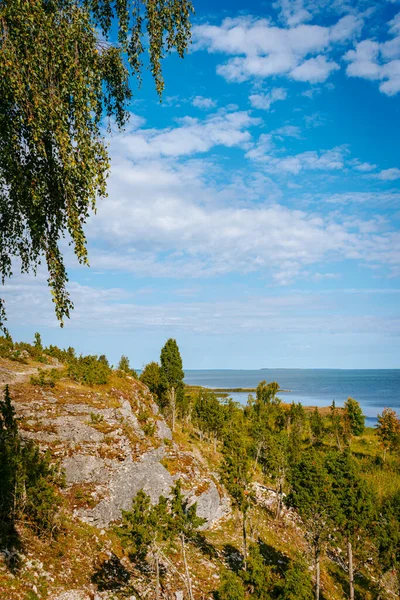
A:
[{"left": 184, "top": 369, "right": 400, "bottom": 425}]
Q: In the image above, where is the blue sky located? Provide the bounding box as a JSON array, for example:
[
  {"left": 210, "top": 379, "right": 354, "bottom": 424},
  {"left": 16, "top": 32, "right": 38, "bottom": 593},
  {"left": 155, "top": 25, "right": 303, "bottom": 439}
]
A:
[{"left": 5, "top": 0, "right": 400, "bottom": 369}]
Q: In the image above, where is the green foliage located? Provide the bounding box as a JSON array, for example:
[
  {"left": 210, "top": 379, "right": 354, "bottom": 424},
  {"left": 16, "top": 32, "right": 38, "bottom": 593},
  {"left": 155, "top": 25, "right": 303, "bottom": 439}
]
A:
[
  {"left": 310, "top": 407, "right": 324, "bottom": 445},
  {"left": 216, "top": 571, "right": 245, "bottom": 600},
  {"left": 0, "top": 0, "right": 193, "bottom": 330},
  {"left": 193, "top": 390, "right": 225, "bottom": 444},
  {"left": 242, "top": 543, "right": 274, "bottom": 598},
  {"left": 68, "top": 354, "right": 111, "bottom": 385},
  {"left": 287, "top": 450, "right": 336, "bottom": 562},
  {"left": 376, "top": 490, "right": 400, "bottom": 575},
  {"left": 0, "top": 386, "right": 63, "bottom": 537},
  {"left": 140, "top": 361, "right": 161, "bottom": 397},
  {"left": 117, "top": 355, "right": 137, "bottom": 378},
  {"left": 159, "top": 338, "right": 185, "bottom": 413},
  {"left": 376, "top": 407, "right": 400, "bottom": 453},
  {"left": 90, "top": 412, "right": 104, "bottom": 424},
  {"left": 117, "top": 489, "right": 170, "bottom": 561},
  {"left": 280, "top": 558, "right": 313, "bottom": 600},
  {"left": 221, "top": 426, "right": 252, "bottom": 516},
  {"left": 344, "top": 397, "right": 365, "bottom": 437},
  {"left": 30, "top": 368, "right": 60, "bottom": 388},
  {"left": 33, "top": 332, "right": 43, "bottom": 354},
  {"left": 169, "top": 479, "right": 206, "bottom": 540},
  {"left": 325, "top": 450, "right": 375, "bottom": 542}
]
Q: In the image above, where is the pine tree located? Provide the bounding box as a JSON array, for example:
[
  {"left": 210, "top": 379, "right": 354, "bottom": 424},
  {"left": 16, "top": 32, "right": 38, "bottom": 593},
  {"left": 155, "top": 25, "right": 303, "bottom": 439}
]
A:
[
  {"left": 281, "top": 558, "right": 314, "bottom": 600},
  {"left": 117, "top": 355, "right": 137, "bottom": 377},
  {"left": 287, "top": 449, "right": 337, "bottom": 599},
  {"left": 168, "top": 480, "right": 206, "bottom": 600},
  {"left": 159, "top": 339, "right": 185, "bottom": 422},
  {"left": 325, "top": 451, "right": 375, "bottom": 600},
  {"left": 221, "top": 426, "right": 252, "bottom": 569}
]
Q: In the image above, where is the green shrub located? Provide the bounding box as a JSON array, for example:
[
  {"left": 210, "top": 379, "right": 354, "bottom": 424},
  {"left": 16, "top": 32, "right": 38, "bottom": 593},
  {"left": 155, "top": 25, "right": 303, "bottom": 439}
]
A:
[
  {"left": 217, "top": 571, "right": 245, "bottom": 600},
  {"left": 30, "top": 368, "right": 60, "bottom": 388},
  {"left": 0, "top": 386, "right": 64, "bottom": 537},
  {"left": 68, "top": 355, "right": 111, "bottom": 385}
]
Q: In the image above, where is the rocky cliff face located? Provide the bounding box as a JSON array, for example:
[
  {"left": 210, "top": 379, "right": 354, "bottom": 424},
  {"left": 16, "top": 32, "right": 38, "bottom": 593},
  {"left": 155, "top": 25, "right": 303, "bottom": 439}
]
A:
[{"left": 11, "top": 372, "right": 230, "bottom": 531}]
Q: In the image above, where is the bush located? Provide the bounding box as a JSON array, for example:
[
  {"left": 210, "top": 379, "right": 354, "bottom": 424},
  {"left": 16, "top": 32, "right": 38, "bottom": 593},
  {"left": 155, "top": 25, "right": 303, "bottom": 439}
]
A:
[
  {"left": 30, "top": 368, "right": 60, "bottom": 388},
  {"left": 68, "top": 355, "right": 111, "bottom": 385},
  {"left": 217, "top": 571, "right": 245, "bottom": 600},
  {"left": 0, "top": 386, "right": 63, "bottom": 537},
  {"left": 279, "top": 559, "right": 313, "bottom": 600}
]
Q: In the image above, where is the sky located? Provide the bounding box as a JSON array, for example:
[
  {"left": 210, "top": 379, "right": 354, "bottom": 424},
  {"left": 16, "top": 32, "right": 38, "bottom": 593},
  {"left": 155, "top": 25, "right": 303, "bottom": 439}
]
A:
[{"left": 4, "top": 0, "right": 400, "bottom": 369}]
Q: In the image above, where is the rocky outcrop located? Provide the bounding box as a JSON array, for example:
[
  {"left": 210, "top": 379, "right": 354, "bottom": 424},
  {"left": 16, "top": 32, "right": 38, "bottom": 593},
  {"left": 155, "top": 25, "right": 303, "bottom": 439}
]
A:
[
  {"left": 76, "top": 448, "right": 174, "bottom": 527},
  {"left": 10, "top": 376, "right": 230, "bottom": 532}
]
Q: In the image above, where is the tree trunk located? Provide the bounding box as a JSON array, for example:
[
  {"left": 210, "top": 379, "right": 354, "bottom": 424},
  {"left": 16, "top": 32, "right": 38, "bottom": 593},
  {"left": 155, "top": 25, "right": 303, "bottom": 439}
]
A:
[
  {"left": 315, "top": 550, "right": 320, "bottom": 600},
  {"left": 155, "top": 552, "right": 160, "bottom": 600},
  {"left": 171, "top": 387, "right": 176, "bottom": 433},
  {"left": 348, "top": 539, "right": 354, "bottom": 600},
  {"left": 213, "top": 433, "right": 217, "bottom": 453},
  {"left": 243, "top": 510, "right": 248, "bottom": 571},
  {"left": 180, "top": 534, "right": 194, "bottom": 600}
]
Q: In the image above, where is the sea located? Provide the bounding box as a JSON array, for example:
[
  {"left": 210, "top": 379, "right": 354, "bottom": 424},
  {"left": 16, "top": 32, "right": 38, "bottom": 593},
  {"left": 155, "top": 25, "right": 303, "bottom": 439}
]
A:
[{"left": 183, "top": 369, "right": 400, "bottom": 426}]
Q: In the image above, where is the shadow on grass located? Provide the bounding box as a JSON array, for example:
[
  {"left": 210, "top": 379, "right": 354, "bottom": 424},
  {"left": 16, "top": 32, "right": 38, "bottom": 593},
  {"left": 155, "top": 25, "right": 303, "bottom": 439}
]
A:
[
  {"left": 193, "top": 532, "right": 218, "bottom": 559},
  {"left": 329, "top": 562, "right": 380, "bottom": 600},
  {"left": 0, "top": 525, "right": 23, "bottom": 573},
  {"left": 258, "top": 539, "right": 290, "bottom": 576},
  {"left": 222, "top": 543, "right": 244, "bottom": 573},
  {"left": 91, "top": 553, "right": 130, "bottom": 591}
]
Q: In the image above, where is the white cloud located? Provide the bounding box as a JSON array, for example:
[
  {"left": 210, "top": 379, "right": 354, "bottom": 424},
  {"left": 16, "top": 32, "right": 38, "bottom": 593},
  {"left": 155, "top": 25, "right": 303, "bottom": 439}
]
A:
[
  {"left": 344, "top": 17, "right": 400, "bottom": 95},
  {"left": 377, "top": 167, "right": 400, "bottom": 181},
  {"left": 193, "top": 14, "right": 362, "bottom": 84},
  {"left": 273, "top": 125, "right": 302, "bottom": 138},
  {"left": 192, "top": 96, "right": 217, "bottom": 109},
  {"left": 249, "top": 87, "right": 287, "bottom": 110},
  {"left": 110, "top": 109, "right": 260, "bottom": 160},
  {"left": 78, "top": 126, "right": 400, "bottom": 285},
  {"left": 290, "top": 55, "right": 340, "bottom": 82},
  {"left": 246, "top": 142, "right": 347, "bottom": 173},
  {"left": 4, "top": 274, "right": 400, "bottom": 336}
]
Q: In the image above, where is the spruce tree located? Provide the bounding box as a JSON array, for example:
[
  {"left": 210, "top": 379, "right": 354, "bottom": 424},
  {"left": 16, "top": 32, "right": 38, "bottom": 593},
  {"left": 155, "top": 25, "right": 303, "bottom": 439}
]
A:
[
  {"left": 325, "top": 451, "right": 375, "bottom": 600},
  {"left": 159, "top": 339, "right": 185, "bottom": 421}
]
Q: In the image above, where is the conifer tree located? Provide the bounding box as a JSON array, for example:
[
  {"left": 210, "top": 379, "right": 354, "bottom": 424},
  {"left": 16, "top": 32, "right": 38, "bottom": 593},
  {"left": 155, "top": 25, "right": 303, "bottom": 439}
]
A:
[
  {"left": 117, "top": 355, "right": 137, "bottom": 377},
  {"left": 168, "top": 480, "right": 206, "bottom": 600},
  {"left": 325, "top": 451, "right": 375, "bottom": 600},
  {"left": 159, "top": 339, "right": 185, "bottom": 421},
  {"left": 221, "top": 427, "right": 252, "bottom": 569},
  {"left": 287, "top": 450, "right": 337, "bottom": 599}
]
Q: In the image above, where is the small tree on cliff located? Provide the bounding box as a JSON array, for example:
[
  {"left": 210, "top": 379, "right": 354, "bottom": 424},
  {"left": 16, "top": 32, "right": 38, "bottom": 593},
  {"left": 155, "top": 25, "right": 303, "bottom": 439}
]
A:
[
  {"left": 160, "top": 339, "right": 185, "bottom": 421},
  {"left": 117, "top": 355, "right": 137, "bottom": 378},
  {"left": 221, "top": 426, "right": 252, "bottom": 569},
  {"left": 140, "top": 361, "right": 162, "bottom": 398}
]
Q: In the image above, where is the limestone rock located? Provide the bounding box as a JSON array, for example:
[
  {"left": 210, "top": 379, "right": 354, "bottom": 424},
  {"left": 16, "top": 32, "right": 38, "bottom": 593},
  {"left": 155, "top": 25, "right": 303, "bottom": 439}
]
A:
[
  {"left": 190, "top": 481, "right": 230, "bottom": 528},
  {"left": 79, "top": 447, "right": 173, "bottom": 527},
  {"left": 51, "top": 591, "right": 90, "bottom": 600},
  {"left": 155, "top": 419, "right": 172, "bottom": 440}
]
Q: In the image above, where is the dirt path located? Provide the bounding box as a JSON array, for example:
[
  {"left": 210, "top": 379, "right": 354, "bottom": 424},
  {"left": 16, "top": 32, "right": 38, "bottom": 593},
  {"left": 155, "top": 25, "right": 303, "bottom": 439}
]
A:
[{"left": 0, "top": 361, "right": 63, "bottom": 386}]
